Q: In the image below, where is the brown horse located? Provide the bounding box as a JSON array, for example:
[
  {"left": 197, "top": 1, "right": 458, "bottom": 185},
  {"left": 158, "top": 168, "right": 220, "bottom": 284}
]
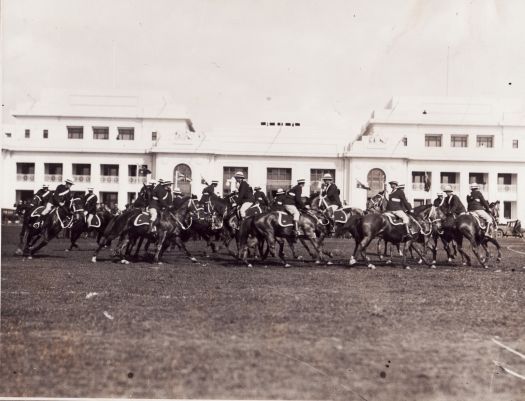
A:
[{"left": 238, "top": 210, "right": 327, "bottom": 267}]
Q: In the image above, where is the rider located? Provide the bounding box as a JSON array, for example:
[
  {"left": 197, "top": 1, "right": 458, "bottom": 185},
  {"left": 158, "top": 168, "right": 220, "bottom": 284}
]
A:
[
  {"left": 172, "top": 188, "right": 185, "bottom": 209},
  {"left": 253, "top": 186, "right": 269, "bottom": 208},
  {"left": 272, "top": 188, "right": 287, "bottom": 211},
  {"left": 83, "top": 187, "right": 98, "bottom": 226},
  {"left": 200, "top": 180, "right": 219, "bottom": 211},
  {"left": 467, "top": 183, "right": 493, "bottom": 237},
  {"left": 234, "top": 171, "right": 254, "bottom": 219},
  {"left": 433, "top": 192, "right": 445, "bottom": 207},
  {"left": 40, "top": 178, "right": 74, "bottom": 219},
  {"left": 284, "top": 178, "right": 306, "bottom": 236},
  {"left": 32, "top": 184, "right": 53, "bottom": 208},
  {"left": 148, "top": 178, "right": 168, "bottom": 233},
  {"left": 320, "top": 173, "right": 342, "bottom": 216},
  {"left": 442, "top": 185, "right": 466, "bottom": 216},
  {"left": 386, "top": 180, "right": 414, "bottom": 238},
  {"left": 163, "top": 180, "right": 173, "bottom": 206}
]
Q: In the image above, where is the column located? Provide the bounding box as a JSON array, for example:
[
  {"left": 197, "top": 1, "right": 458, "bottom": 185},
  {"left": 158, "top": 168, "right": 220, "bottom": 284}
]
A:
[{"left": 488, "top": 171, "right": 498, "bottom": 203}]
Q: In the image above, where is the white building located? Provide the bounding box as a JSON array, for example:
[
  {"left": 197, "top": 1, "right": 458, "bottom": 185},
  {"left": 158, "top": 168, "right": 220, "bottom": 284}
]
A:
[
  {"left": 346, "top": 97, "right": 524, "bottom": 221},
  {"left": 1, "top": 91, "right": 346, "bottom": 209},
  {"left": 2, "top": 93, "right": 524, "bottom": 222}
]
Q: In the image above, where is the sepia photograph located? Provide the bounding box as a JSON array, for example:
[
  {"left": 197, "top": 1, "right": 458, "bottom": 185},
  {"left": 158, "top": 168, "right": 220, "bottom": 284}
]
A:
[{"left": 1, "top": 1, "right": 525, "bottom": 400}]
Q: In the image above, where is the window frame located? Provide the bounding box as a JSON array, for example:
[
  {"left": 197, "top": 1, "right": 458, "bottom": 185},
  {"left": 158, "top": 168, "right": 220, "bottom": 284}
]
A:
[
  {"left": 67, "top": 126, "right": 84, "bottom": 139},
  {"left": 476, "top": 135, "right": 494, "bottom": 148},
  {"left": 117, "top": 127, "right": 135, "bottom": 141},
  {"left": 451, "top": 135, "right": 468, "bottom": 148},
  {"left": 424, "top": 134, "right": 442, "bottom": 147},
  {"left": 93, "top": 126, "right": 109, "bottom": 140}
]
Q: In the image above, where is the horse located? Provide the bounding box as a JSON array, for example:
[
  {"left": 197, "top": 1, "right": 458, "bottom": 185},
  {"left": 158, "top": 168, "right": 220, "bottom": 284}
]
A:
[
  {"left": 67, "top": 197, "right": 113, "bottom": 251},
  {"left": 352, "top": 206, "right": 433, "bottom": 269},
  {"left": 238, "top": 208, "right": 327, "bottom": 268},
  {"left": 21, "top": 198, "right": 79, "bottom": 258},
  {"left": 15, "top": 196, "right": 44, "bottom": 255}
]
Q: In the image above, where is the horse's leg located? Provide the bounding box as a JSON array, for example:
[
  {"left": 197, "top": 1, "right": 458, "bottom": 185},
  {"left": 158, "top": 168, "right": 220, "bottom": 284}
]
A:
[
  {"left": 153, "top": 231, "right": 167, "bottom": 264},
  {"left": 356, "top": 235, "right": 375, "bottom": 268},
  {"left": 410, "top": 241, "right": 432, "bottom": 268},
  {"left": 174, "top": 233, "right": 197, "bottom": 262},
  {"left": 285, "top": 237, "right": 300, "bottom": 260},
  {"left": 276, "top": 237, "right": 291, "bottom": 268},
  {"left": 487, "top": 237, "right": 502, "bottom": 262},
  {"left": 455, "top": 235, "right": 471, "bottom": 267},
  {"left": 134, "top": 237, "right": 145, "bottom": 259},
  {"left": 469, "top": 236, "right": 488, "bottom": 269}
]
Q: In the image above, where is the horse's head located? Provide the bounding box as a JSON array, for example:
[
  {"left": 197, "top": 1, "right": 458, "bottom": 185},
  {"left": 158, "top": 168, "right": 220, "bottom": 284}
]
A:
[
  {"left": 366, "top": 193, "right": 386, "bottom": 213},
  {"left": 425, "top": 205, "right": 446, "bottom": 232}
]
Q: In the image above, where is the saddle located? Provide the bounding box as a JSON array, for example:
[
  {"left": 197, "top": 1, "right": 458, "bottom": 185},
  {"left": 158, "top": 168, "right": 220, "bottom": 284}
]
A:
[
  {"left": 30, "top": 206, "right": 45, "bottom": 218},
  {"left": 468, "top": 212, "right": 487, "bottom": 230},
  {"left": 333, "top": 207, "right": 352, "bottom": 224},
  {"left": 383, "top": 212, "right": 405, "bottom": 226},
  {"left": 87, "top": 214, "right": 102, "bottom": 228},
  {"left": 276, "top": 211, "right": 294, "bottom": 227},
  {"left": 133, "top": 212, "right": 151, "bottom": 227},
  {"left": 245, "top": 203, "right": 263, "bottom": 218}
]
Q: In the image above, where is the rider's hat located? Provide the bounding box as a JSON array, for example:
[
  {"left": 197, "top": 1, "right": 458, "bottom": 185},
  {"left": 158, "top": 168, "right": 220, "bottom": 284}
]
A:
[
  {"left": 388, "top": 180, "right": 398, "bottom": 185},
  {"left": 254, "top": 185, "right": 261, "bottom": 190},
  {"left": 322, "top": 173, "right": 333, "bottom": 180},
  {"left": 157, "top": 178, "right": 164, "bottom": 183},
  {"left": 87, "top": 187, "right": 94, "bottom": 191},
  {"left": 42, "top": 184, "right": 49, "bottom": 188},
  {"left": 234, "top": 171, "right": 245, "bottom": 179},
  {"left": 163, "top": 180, "right": 172, "bottom": 185},
  {"left": 398, "top": 183, "right": 405, "bottom": 189},
  {"left": 173, "top": 188, "right": 182, "bottom": 195},
  {"left": 469, "top": 183, "right": 479, "bottom": 189},
  {"left": 65, "top": 178, "right": 74, "bottom": 185},
  {"left": 443, "top": 185, "right": 453, "bottom": 192},
  {"left": 211, "top": 180, "right": 218, "bottom": 184},
  {"left": 297, "top": 178, "right": 306, "bottom": 184},
  {"left": 437, "top": 192, "right": 443, "bottom": 196},
  {"left": 276, "top": 188, "right": 285, "bottom": 195}
]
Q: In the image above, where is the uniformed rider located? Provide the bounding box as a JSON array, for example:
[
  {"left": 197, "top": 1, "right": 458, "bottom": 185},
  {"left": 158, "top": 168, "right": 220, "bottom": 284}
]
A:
[
  {"left": 284, "top": 178, "right": 306, "bottom": 236},
  {"left": 40, "top": 178, "right": 74, "bottom": 218},
  {"left": 442, "top": 185, "right": 466, "bottom": 216},
  {"left": 148, "top": 178, "right": 170, "bottom": 232},
  {"left": 272, "top": 188, "right": 287, "bottom": 211},
  {"left": 234, "top": 171, "right": 254, "bottom": 218},
  {"left": 200, "top": 180, "right": 218, "bottom": 212},
  {"left": 172, "top": 188, "right": 185, "bottom": 209},
  {"left": 253, "top": 186, "right": 269, "bottom": 208},
  {"left": 32, "top": 184, "right": 53, "bottom": 207},
  {"left": 320, "top": 173, "right": 342, "bottom": 215},
  {"left": 83, "top": 187, "right": 98, "bottom": 226},
  {"left": 433, "top": 192, "right": 445, "bottom": 207},
  {"left": 466, "top": 183, "right": 493, "bottom": 237},
  {"left": 386, "top": 180, "right": 413, "bottom": 238}
]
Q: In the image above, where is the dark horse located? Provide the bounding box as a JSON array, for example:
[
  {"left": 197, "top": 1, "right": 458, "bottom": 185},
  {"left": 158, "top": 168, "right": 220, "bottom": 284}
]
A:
[
  {"left": 21, "top": 198, "right": 79, "bottom": 258},
  {"left": 352, "top": 205, "right": 433, "bottom": 269},
  {"left": 427, "top": 207, "right": 501, "bottom": 268},
  {"left": 67, "top": 197, "right": 113, "bottom": 251}
]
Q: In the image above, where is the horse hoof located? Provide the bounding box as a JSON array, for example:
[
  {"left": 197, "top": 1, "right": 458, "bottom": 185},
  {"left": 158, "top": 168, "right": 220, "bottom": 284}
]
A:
[
  {"left": 405, "top": 266, "right": 411, "bottom": 270},
  {"left": 121, "top": 259, "right": 130, "bottom": 265},
  {"left": 349, "top": 258, "right": 356, "bottom": 266},
  {"left": 91, "top": 257, "right": 97, "bottom": 263},
  {"left": 315, "top": 260, "right": 321, "bottom": 265},
  {"left": 497, "top": 258, "right": 502, "bottom": 262},
  {"left": 15, "top": 249, "right": 23, "bottom": 256},
  {"left": 297, "top": 255, "right": 303, "bottom": 261},
  {"left": 417, "top": 259, "right": 423, "bottom": 264},
  {"left": 385, "top": 260, "right": 392, "bottom": 265},
  {"left": 378, "top": 255, "right": 384, "bottom": 261},
  {"left": 28, "top": 256, "right": 33, "bottom": 260},
  {"left": 190, "top": 257, "right": 197, "bottom": 263},
  {"left": 462, "top": 262, "right": 467, "bottom": 266},
  {"left": 326, "top": 261, "right": 333, "bottom": 266},
  {"left": 284, "top": 263, "right": 291, "bottom": 268},
  {"left": 431, "top": 264, "right": 437, "bottom": 269},
  {"left": 368, "top": 263, "right": 376, "bottom": 269},
  {"left": 158, "top": 262, "right": 163, "bottom": 265},
  {"left": 65, "top": 249, "right": 69, "bottom": 252},
  {"left": 247, "top": 264, "right": 253, "bottom": 268},
  {"left": 483, "top": 265, "right": 489, "bottom": 269},
  {"left": 448, "top": 258, "right": 453, "bottom": 263}
]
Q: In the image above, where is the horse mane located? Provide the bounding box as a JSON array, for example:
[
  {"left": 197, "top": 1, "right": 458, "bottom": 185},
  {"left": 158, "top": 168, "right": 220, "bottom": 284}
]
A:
[{"left": 413, "top": 204, "right": 432, "bottom": 215}]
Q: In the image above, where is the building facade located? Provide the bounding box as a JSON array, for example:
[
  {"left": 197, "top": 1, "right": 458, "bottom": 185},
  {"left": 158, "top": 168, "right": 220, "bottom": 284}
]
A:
[{"left": 346, "top": 97, "right": 524, "bottom": 221}]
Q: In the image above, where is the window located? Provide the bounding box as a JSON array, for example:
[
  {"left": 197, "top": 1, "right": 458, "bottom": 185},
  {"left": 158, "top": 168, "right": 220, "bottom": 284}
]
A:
[
  {"left": 310, "top": 169, "right": 336, "bottom": 194},
  {"left": 100, "top": 164, "right": 119, "bottom": 183},
  {"left": 223, "top": 166, "right": 248, "bottom": 195},
  {"left": 16, "top": 162, "right": 35, "bottom": 182},
  {"left": 100, "top": 192, "right": 118, "bottom": 208},
  {"left": 413, "top": 199, "right": 425, "bottom": 207},
  {"left": 425, "top": 134, "right": 442, "bottom": 147},
  {"left": 366, "top": 168, "right": 386, "bottom": 198},
  {"left": 451, "top": 135, "right": 468, "bottom": 147},
  {"left": 503, "top": 201, "right": 512, "bottom": 219},
  {"left": 412, "top": 171, "right": 431, "bottom": 191},
  {"left": 477, "top": 135, "right": 493, "bottom": 148},
  {"left": 260, "top": 122, "right": 267, "bottom": 126},
  {"left": 25, "top": 129, "right": 30, "bottom": 138},
  {"left": 67, "top": 126, "right": 83, "bottom": 139},
  {"left": 93, "top": 127, "right": 109, "bottom": 140},
  {"left": 513, "top": 139, "right": 519, "bottom": 148},
  {"left": 152, "top": 131, "right": 157, "bottom": 141},
  {"left": 173, "top": 164, "right": 192, "bottom": 195},
  {"left": 440, "top": 172, "right": 458, "bottom": 184},
  {"left": 72, "top": 164, "right": 91, "bottom": 183},
  {"left": 269, "top": 122, "right": 275, "bottom": 126},
  {"left": 128, "top": 165, "right": 137, "bottom": 177},
  {"left": 266, "top": 168, "right": 292, "bottom": 196},
  {"left": 5, "top": 133, "right": 11, "bottom": 138},
  {"left": 43, "top": 129, "right": 48, "bottom": 139},
  {"left": 294, "top": 123, "right": 301, "bottom": 126},
  {"left": 402, "top": 137, "right": 407, "bottom": 146},
  {"left": 44, "top": 163, "right": 63, "bottom": 182},
  {"left": 127, "top": 192, "right": 136, "bottom": 206},
  {"left": 498, "top": 173, "right": 512, "bottom": 185},
  {"left": 117, "top": 127, "right": 134, "bottom": 140}
]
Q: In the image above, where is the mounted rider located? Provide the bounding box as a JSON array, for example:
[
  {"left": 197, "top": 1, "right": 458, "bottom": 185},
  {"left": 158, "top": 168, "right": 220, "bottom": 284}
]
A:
[
  {"left": 40, "top": 178, "right": 74, "bottom": 218},
  {"left": 320, "top": 173, "right": 342, "bottom": 215},
  {"left": 172, "top": 188, "right": 185, "bottom": 209},
  {"left": 386, "top": 180, "right": 414, "bottom": 238},
  {"left": 272, "top": 188, "right": 287, "bottom": 211},
  {"left": 32, "top": 184, "right": 53, "bottom": 208},
  {"left": 83, "top": 187, "right": 98, "bottom": 226},
  {"left": 253, "top": 186, "right": 269, "bottom": 208},
  {"left": 285, "top": 179, "right": 306, "bottom": 236},
  {"left": 200, "top": 180, "right": 219, "bottom": 212},
  {"left": 466, "top": 183, "right": 494, "bottom": 237},
  {"left": 442, "top": 185, "right": 466, "bottom": 216},
  {"left": 433, "top": 192, "right": 445, "bottom": 207},
  {"left": 148, "top": 179, "right": 171, "bottom": 233},
  {"left": 234, "top": 171, "right": 255, "bottom": 219}
]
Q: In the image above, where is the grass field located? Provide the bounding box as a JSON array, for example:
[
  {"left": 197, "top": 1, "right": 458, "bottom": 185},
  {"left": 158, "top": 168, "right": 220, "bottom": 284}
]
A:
[{"left": 1, "top": 224, "right": 525, "bottom": 400}]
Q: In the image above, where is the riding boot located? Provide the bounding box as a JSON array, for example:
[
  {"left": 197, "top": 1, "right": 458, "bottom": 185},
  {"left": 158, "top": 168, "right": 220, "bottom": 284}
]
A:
[
  {"left": 293, "top": 221, "right": 299, "bottom": 237},
  {"left": 405, "top": 223, "right": 413, "bottom": 239}
]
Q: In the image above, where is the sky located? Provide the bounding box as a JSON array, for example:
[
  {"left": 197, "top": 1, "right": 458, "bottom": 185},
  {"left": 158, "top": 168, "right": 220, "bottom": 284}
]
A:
[{"left": 3, "top": 0, "right": 525, "bottom": 137}]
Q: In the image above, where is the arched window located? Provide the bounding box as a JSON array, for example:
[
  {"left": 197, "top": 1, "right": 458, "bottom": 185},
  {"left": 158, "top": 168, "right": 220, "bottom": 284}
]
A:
[
  {"left": 173, "top": 164, "right": 192, "bottom": 195},
  {"left": 367, "top": 168, "right": 386, "bottom": 198}
]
